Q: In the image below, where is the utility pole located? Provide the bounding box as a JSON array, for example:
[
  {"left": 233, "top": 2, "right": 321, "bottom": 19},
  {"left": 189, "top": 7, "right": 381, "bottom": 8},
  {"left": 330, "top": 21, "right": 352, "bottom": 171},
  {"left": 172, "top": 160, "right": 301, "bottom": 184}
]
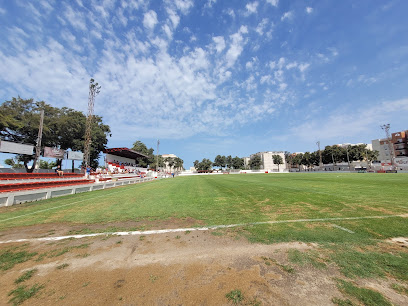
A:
[
  {"left": 84, "top": 78, "right": 101, "bottom": 168},
  {"left": 34, "top": 110, "right": 44, "bottom": 172},
  {"left": 381, "top": 124, "right": 395, "bottom": 170},
  {"left": 316, "top": 141, "right": 323, "bottom": 171}
]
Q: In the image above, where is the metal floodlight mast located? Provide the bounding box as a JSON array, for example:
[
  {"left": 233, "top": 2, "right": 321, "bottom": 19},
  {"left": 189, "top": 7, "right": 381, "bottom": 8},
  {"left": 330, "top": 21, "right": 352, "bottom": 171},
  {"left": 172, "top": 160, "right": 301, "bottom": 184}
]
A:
[
  {"left": 84, "top": 78, "right": 101, "bottom": 167},
  {"left": 380, "top": 124, "right": 396, "bottom": 170}
]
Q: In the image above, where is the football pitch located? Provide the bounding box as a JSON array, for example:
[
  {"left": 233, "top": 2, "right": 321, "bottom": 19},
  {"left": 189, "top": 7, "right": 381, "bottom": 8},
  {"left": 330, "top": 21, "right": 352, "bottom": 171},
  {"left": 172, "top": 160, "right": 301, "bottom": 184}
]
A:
[
  {"left": 1, "top": 173, "right": 408, "bottom": 305},
  {"left": 1, "top": 173, "right": 408, "bottom": 242}
]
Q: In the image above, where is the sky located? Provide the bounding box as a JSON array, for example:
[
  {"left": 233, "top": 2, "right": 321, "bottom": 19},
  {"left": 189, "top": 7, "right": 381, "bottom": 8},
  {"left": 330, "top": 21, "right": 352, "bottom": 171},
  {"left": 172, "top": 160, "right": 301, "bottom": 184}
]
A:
[{"left": 0, "top": 0, "right": 408, "bottom": 168}]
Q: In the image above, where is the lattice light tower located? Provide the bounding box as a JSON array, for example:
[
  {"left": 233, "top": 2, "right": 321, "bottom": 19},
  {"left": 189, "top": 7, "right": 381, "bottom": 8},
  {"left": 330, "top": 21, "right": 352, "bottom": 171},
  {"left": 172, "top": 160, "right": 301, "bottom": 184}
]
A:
[
  {"left": 381, "top": 123, "right": 396, "bottom": 169},
  {"left": 84, "top": 78, "right": 101, "bottom": 167}
]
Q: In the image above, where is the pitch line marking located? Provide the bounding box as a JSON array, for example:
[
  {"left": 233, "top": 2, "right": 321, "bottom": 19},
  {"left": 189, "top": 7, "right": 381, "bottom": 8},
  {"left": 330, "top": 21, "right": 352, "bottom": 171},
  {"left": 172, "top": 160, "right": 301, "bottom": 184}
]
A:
[
  {"left": 331, "top": 224, "right": 355, "bottom": 234},
  {"left": 0, "top": 214, "right": 406, "bottom": 244}
]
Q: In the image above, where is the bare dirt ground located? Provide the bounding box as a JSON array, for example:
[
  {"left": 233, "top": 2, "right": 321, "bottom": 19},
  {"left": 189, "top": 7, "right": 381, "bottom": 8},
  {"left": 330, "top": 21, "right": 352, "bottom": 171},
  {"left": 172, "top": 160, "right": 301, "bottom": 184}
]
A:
[{"left": 1, "top": 222, "right": 407, "bottom": 305}]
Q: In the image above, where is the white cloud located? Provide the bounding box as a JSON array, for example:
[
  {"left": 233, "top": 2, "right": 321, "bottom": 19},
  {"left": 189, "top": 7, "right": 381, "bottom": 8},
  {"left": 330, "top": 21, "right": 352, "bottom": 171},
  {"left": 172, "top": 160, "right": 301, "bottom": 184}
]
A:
[
  {"left": 166, "top": 9, "right": 180, "bottom": 28},
  {"left": 0, "top": 7, "right": 6, "bottom": 14},
  {"left": 306, "top": 7, "right": 313, "bottom": 14},
  {"left": 266, "top": 0, "right": 279, "bottom": 7},
  {"left": 291, "top": 99, "right": 408, "bottom": 143},
  {"left": 167, "top": 0, "right": 194, "bottom": 15},
  {"left": 225, "top": 26, "right": 248, "bottom": 68},
  {"left": 286, "top": 62, "right": 298, "bottom": 69},
  {"left": 64, "top": 5, "right": 87, "bottom": 31},
  {"left": 212, "top": 36, "right": 225, "bottom": 53},
  {"left": 298, "top": 63, "right": 310, "bottom": 72},
  {"left": 255, "top": 18, "right": 268, "bottom": 35},
  {"left": 246, "top": 2, "right": 259, "bottom": 14},
  {"left": 281, "top": 11, "right": 293, "bottom": 21},
  {"left": 143, "top": 10, "right": 158, "bottom": 30}
]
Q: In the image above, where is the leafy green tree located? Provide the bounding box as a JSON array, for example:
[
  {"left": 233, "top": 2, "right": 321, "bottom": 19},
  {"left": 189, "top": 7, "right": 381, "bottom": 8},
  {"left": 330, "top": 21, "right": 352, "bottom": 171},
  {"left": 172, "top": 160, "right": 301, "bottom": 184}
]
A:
[
  {"left": 4, "top": 158, "right": 24, "bottom": 169},
  {"left": 249, "top": 155, "right": 262, "bottom": 170},
  {"left": 193, "top": 160, "right": 200, "bottom": 169},
  {"left": 38, "top": 160, "right": 57, "bottom": 169},
  {"left": 226, "top": 155, "right": 233, "bottom": 169},
  {"left": 131, "top": 140, "right": 155, "bottom": 167},
  {"left": 0, "top": 97, "right": 111, "bottom": 172},
  {"left": 272, "top": 154, "right": 284, "bottom": 171},
  {"left": 293, "top": 153, "right": 303, "bottom": 170},
  {"left": 149, "top": 155, "right": 165, "bottom": 171},
  {"left": 196, "top": 158, "right": 212, "bottom": 171},
  {"left": 322, "top": 145, "right": 345, "bottom": 165},
  {"left": 213, "top": 155, "right": 226, "bottom": 169},
  {"left": 232, "top": 156, "right": 244, "bottom": 169},
  {"left": 164, "top": 157, "right": 175, "bottom": 172},
  {"left": 301, "top": 152, "right": 313, "bottom": 170}
]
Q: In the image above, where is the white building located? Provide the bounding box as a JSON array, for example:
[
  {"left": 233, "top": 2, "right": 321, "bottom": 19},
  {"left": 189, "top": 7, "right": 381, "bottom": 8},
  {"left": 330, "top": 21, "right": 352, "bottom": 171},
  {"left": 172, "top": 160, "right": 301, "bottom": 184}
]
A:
[
  {"left": 249, "top": 151, "right": 287, "bottom": 172},
  {"left": 162, "top": 154, "right": 179, "bottom": 172}
]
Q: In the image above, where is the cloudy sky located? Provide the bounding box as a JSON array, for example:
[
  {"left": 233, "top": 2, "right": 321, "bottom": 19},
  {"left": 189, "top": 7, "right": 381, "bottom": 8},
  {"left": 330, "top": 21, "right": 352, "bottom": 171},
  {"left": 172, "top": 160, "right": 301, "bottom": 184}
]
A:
[{"left": 1, "top": 0, "right": 408, "bottom": 167}]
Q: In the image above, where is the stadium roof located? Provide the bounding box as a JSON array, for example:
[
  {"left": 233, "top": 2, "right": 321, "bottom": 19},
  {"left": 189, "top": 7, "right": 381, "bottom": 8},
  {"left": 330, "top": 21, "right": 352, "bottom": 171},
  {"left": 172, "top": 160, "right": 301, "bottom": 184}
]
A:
[{"left": 103, "top": 147, "right": 149, "bottom": 160}]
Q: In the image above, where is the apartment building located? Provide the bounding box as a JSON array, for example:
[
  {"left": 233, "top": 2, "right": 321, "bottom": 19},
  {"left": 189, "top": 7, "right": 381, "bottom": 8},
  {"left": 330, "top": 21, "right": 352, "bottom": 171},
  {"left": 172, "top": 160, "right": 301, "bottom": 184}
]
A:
[{"left": 371, "top": 129, "right": 408, "bottom": 169}]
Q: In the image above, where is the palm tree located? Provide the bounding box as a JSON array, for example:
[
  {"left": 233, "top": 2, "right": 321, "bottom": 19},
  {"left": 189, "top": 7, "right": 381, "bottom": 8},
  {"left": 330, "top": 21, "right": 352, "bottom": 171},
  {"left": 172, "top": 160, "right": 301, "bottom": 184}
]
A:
[
  {"left": 174, "top": 157, "right": 184, "bottom": 172},
  {"left": 164, "top": 157, "right": 175, "bottom": 172}
]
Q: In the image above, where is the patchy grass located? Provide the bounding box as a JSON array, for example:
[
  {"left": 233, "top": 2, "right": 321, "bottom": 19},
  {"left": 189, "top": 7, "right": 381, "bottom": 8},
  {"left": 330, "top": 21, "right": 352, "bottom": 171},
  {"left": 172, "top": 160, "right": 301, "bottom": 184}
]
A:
[
  {"left": 8, "top": 283, "right": 44, "bottom": 305},
  {"left": 0, "top": 248, "right": 37, "bottom": 271},
  {"left": 288, "top": 249, "right": 327, "bottom": 269},
  {"left": 56, "top": 263, "right": 69, "bottom": 269},
  {"left": 390, "top": 283, "right": 408, "bottom": 296},
  {"left": 336, "top": 279, "right": 392, "bottom": 306},
  {"left": 330, "top": 248, "right": 408, "bottom": 280},
  {"left": 331, "top": 297, "right": 355, "bottom": 306},
  {"left": 225, "top": 289, "right": 244, "bottom": 305},
  {"left": 36, "top": 243, "right": 91, "bottom": 261},
  {"left": 14, "top": 269, "right": 38, "bottom": 284}
]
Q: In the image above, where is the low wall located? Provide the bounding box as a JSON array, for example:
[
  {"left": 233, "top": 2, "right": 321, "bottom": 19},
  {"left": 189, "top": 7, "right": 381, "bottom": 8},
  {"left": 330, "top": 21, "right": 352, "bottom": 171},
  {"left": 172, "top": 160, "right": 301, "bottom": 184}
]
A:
[{"left": 0, "top": 177, "right": 155, "bottom": 207}]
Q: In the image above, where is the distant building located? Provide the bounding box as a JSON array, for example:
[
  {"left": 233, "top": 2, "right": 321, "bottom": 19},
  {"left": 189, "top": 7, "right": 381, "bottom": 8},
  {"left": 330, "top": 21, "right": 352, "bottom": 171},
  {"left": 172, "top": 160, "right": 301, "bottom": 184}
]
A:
[
  {"left": 162, "top": 154, "right": 178, "bottom": 172},
  {"left": 372, "top": 129, "right": 408, "bottom": 170},
  {"left": 248, "top": 151, "right": 287, "bottom": 172}
]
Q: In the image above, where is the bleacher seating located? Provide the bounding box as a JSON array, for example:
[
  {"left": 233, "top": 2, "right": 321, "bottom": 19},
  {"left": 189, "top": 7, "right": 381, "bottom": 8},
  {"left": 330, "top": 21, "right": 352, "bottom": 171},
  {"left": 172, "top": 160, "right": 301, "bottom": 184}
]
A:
[
  {"left": 0, "top": 172, "right": 93, "bottom": 193},
  {"left": 0, "top": 173, "right": 84, "bottom": 180}
]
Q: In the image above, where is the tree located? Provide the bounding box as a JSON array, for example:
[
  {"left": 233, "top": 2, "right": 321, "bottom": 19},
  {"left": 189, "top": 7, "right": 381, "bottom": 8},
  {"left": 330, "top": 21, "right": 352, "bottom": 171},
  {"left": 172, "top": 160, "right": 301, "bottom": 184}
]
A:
[
  {"left": 149, "top": 155, "right": 164, "bottom": 171},
  {"left": 301, "top": 152, "right": 313, "bottom": 170},
  {"left": 131, "top": 140, "right": 154, "bottom": 167},
  {"left": 232, "top": 156, "right": 244, "bottom": 169},
  {"left": 0, "top": 97, "right": 111, "bottom": 172},
  {"left": 193, "top": 160, "right": 200, "bottom": 169},
  {"left": 272, "top": 154, "right": 284, "bottom": 172},
  {"left": 213, "top": 155, "right": 226, "bottom": 170},
  {"left": 322, "top": 145, "right": 345, "bottom": 165},
  {"left": 249, "top": 155, "right": 262, "bottom": 170},
  {"left": 4, "top": 158, "right": 24, "bottom": 169},
  {"left": 174, "top": 157, "right": 184, "bottom": 172},
  {"left": 38, "top": 160, "right": 57, "bottom": 169},
  {"left": 226, "top": 155, "right": 233, "bottom": 169},
  {"left": 196, "top": 158, "right": 212, "bottom": 171},
  {"left": 165, "top": 157, "right": 175, "bottom": 172}
]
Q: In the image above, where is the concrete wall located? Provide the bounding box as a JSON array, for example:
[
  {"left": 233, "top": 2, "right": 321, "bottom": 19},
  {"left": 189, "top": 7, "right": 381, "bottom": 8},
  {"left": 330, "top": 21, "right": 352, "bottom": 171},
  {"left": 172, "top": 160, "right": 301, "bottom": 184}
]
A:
[{"left": 0, "top": 177, "right": 155, "bottom": 207}]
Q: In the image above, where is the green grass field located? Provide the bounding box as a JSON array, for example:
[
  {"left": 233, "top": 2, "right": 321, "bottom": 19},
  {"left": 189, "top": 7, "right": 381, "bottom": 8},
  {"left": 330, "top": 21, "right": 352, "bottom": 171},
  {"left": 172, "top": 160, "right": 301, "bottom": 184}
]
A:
[
  {"left": 1, "top": 173, "right": 408, "bottom": 304},
  {"left": 1, "top": 173, "right": 407, "bottom": 243}
]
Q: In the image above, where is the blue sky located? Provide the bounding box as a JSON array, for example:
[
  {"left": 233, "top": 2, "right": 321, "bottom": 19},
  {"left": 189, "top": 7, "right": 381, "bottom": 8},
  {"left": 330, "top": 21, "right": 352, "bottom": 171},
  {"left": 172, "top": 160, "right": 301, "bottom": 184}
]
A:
[{"left": 1, "top": 0, "right": 408, "bottom": 168}]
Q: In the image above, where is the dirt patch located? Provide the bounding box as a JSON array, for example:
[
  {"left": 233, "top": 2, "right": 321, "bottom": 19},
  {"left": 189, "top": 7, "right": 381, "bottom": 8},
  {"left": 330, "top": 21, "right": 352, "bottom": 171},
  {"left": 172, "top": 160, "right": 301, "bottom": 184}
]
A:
[
  {"left": 1, "top": 228, "right": 407, "bottom": 305},
  {"left": 0, "top": 229, "right": 345, "bottom": 305}
]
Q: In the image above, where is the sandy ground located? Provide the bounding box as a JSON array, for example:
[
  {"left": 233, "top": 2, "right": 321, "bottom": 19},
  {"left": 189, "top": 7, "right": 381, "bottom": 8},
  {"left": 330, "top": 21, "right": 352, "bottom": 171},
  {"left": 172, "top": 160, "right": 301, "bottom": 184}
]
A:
[{"left": 1, "top": 223, "right": 407, "bottom": 305}]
